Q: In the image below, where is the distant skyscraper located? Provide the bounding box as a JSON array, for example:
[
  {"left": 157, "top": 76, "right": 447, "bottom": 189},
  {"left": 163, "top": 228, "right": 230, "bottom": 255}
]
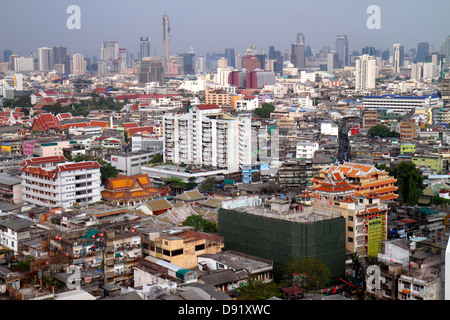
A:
[
  {"left": 327, "top": 51, "right": 339, "bottom": 74},
  {"left": 381, "top": 49, "right": 390, "bottom": 61},
  {"left": 335, "top": 35, "right": 349, "bottom": 67},
  {"left": 242, "top": 55, "right": 261, "bottom": 72},
  {"left": 72, "top": 53, "right": 86, "bottom": 74},
  {"left": 441, "top": 35, "right": 450, "bottom": 68},
  {"left": 119, "top": 48, "right": 127, "bottom": 73},
  {"left": 195, "top": 57, "right": 206, "bottom": 74},
  {"left": 38, "top": 47, "right": 54, "bottom": 72},
  {"left": 162, "top": 13, "right": 171, "bottom": 69},
  {"left": 393, "top": 43, "right": 404, "bottom": 74},
  {"left": 296, "top": 31, "right": 305, "bottom": 44},
  {"left": 183, "top": 46, "right": 195, "bottom": 75},
  {"left": 291, "top": 43, "right": 305, "bottom": 69},
  {"left": 3, "top": 50, "right": 12, "bottom": 64},
  {"left": 138, "top": 56, "right": 165, "bottom": 86},
  {"left": 140, "top": 37, "right": 151, "bottom": 60},
  {"left": 225, "top": 48, "right": 236, "bottom": 68},
  {"left": 101, "top": 41, "right": 119, "bottom": 73},
  {"left": 361, "top": 45, "right": 376, "bottom": 56},
  {"left": 269, "top": 46, "right": 283, "bottom": 75},
  {"left": 416, "top": 42, "right": 429, "bottom": 63},
  {"left": 53, "top": 46, "right": 70, "bottom": 75},
  {"left": 305, "top": 45, "right": 312, "bottom": 58},
  {"left": 355, "top": 54, "right": 376, "bottom": 90}
]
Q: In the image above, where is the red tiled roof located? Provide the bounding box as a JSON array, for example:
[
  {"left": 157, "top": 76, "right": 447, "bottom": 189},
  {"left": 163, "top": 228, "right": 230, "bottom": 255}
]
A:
[
  {"left": 20, "top": 156, "right": 67, "bottom": 166},
  {"left": 122, "top": 122, "right": 139, "bottom": 129},
  {"left": 31, "top": 113, "right": 61, "bottom": 131},
  {"left": 195, "top": 104, "right": 220, "bottom": 110},
  {"left": 51, "top": 161, "right": 102, "bottom": 173}
]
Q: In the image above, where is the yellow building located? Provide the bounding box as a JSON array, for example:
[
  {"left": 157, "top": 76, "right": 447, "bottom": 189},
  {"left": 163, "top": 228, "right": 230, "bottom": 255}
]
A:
[
  {"left": 311, "top": 163, "right": 398, "bottom": 202},
  {"left": 144, "top": 230, "right": 224, "bottom": 269},
  {"left": 309, "top": 168, "right": 388, "bottom": 258},
  {"left": 205, "top": 89, "right": 231, "bottom": 107}
]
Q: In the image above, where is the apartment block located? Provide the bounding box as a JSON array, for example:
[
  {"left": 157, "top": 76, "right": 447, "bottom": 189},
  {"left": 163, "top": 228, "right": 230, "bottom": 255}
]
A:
[
  {"left": 20, "top": 156, "right": 102, "bottom": 208},
  {"left": 163, "top": 104, "right": 251, "bottom": 172}
]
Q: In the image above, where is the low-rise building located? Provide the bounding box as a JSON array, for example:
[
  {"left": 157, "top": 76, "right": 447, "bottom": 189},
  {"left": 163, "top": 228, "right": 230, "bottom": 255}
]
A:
[{"left": 20, "top": 156, "right": 102, "bottom": 208}]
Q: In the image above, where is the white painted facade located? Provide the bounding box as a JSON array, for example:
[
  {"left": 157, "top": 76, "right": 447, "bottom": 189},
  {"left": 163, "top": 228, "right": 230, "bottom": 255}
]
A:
[
  {"left": 163, "top": 105, "right": 251, "bottom": 172},
  {"left": 21, "top": 161, "right": 102, "bottom": 208}
]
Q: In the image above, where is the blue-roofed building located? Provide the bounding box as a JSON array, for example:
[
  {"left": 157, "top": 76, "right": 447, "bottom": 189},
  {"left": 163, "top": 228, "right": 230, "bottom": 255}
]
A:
[{"left": 363, "top": 94, "right": 440, "bottom": 115}]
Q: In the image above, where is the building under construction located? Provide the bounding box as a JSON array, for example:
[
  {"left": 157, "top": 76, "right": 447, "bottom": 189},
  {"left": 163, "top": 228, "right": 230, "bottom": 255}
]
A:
[{"left": 218, "top": 200, "right": 346, "bottom": 282}]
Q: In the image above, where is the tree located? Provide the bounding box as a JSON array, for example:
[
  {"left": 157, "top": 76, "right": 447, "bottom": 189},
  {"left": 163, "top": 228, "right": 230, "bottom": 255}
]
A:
[
  {"left": 98, "top": 160, "right": 119, "bottom": 185},
  {"left": 253, "top": 103, "right": 275, "bottom": 119},
  {"left": 182, "top": 215, "right": 217, "bottom": 233},
  {"left": 282, "top": 257, "right": 330, "bottom": 292},
  {"left": 198, "top": 177, "right": 219, "bottom": 193},
  {"left": 237, "top": 277, "right": 282, "bottom": 300},
  {"left": 391, "top": 161, "right": 424, "bottom": 206},
  {"left": 367, "top": 124, "right": 399, "bottom": 138},
  {"left": 149, "top": 153, "right": 163, "bottom": 165},
  {"left": 164, "top": 176, "right": 186, "bottom": 191},
  {"left": 185, "top": 177, "right": 198, "bottom": 191}
]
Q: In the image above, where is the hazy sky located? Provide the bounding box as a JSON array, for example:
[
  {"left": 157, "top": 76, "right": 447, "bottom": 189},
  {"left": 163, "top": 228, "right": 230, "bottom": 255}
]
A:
[{"left": 1, "top": 0, "right": 450, "bottom": 59}]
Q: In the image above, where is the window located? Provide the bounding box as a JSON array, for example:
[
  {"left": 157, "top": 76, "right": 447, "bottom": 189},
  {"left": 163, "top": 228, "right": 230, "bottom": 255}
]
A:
[
  {"left": 195, "top": 244, "right": 205, "bottom": 251},
  {"left": 348, "top": 226, "right": 354, "bottom": 232},
  {"left": 348, "top": 237, "right": 353, "bottom": 243},
  {"left": 171, "top": 249, "right": 183, "bottom": 257}
]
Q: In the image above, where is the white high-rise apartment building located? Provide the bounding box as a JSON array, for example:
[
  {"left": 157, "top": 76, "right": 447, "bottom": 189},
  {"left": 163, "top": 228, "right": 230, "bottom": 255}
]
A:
[
  {"left": 72, "top": 53, "right": 86, "bottom": 74},
  {"left": 38, "top": 47, "right": 54, "bottom": 72},
  {"left": 101, "top": 41, "right": 119, "bottom": 73},
  {"left": 393, "top": 43, "right": 404, "bottom": 74},
  {"left": 355, "top": 54, "right": 377, "bottom": 91},
  {"left": 20, "top": 156, "right": 102, "bottom": 208},
  {"left": 14, "top": 57, "right": 34, "bottom": 72},
  {"left": 163, "top": 105, "right": 251, "bottom": 172},
  {"left": 213, "top": 67, "right": 232, "bottom": 86}
]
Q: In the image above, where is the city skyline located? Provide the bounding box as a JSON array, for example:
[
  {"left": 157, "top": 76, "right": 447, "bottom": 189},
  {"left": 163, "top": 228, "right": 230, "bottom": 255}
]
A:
[{"left": 1, "top": 0, "right": 450, "bottom": 60}]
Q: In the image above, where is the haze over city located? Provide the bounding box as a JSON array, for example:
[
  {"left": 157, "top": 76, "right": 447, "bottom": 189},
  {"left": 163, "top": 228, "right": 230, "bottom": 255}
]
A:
[{"left": 1, "top": 0, "right": 450, "bottom": 58}]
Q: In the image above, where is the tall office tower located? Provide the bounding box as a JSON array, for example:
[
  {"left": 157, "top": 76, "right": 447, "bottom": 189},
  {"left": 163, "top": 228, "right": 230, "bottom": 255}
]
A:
[
  {"left": 291, "top": 43, "right": 306, "bottom": 69},
  {"left": 411, "top": 62, "right": 423, "bottom": 82},
  {"left": 183, "top": 46, "right": 195, "bottom": 75},
  {"left": 38, "top": 47, "right": 54, "bottom": 72},
  {"left": 162, "top": 13, "right": 171, "bottom": 69},
  {"left": 138, "top": 56, "right": 165, "bottom": 86},
  {"left": 296, "top": 31, "right": 305, "bottom": 44},
  {"left": 416, "top": 42, "right": 429, "bottom": 63},
  {"left": 140, "top": 37, "right": 151, "bottom": 60},
  {"left": 269, "top": 46, "right": 283, "bottom": 75},
  {"left": 327, "top": 51, "right": 339, "bottom": 74},
  {"left": 242, "top": 55, "right": 261, "bottom": 72},
  {"left": 225, "top": 48, "right": 236, "bottom": 68},
  {"left": 14, "top": 57, "right": 34, "bottom": 72},
  {"left": 393, "top": 43, "right": 404, "bottom": 74},
  {"left": 163, "top": 105, "right": 252, "bottom": 172},
  {"left": 355, "top": 54, "right": 376, "bottom": 91},
  {"left": 119, "top": 48, "right": 127, "bottom": 73},
  {"left": 362, "top": 45, "right": 376, "bottom": 56},
  {"left": 335, "top": 35, "right": 349, "bottom": 67},
  {"left": 195, "top": 57, "right": 206, "bottom": 74},
  {"left": 101, "top": 41, "right": 119, "bottom": 74},
  {"left": 3, "top": 50, "right": 12, "bottom": 64},
  {"left": 441, "top": 35, "right": 450, "bottom": 68},
  {"left": 305, "top": 45, "right": 312, "bottom": 57},
  {"left": 8, "top": 54, "right": 19, "bottom": 71},
  {"left": 53, "top": 46, "right": 70, "bottom": 74},
  {"left": 72, "top": 53, "right": 86, "bottom": 74},
  {"left": 381, "top": 49, "right": 390, "bottom": 61}
]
